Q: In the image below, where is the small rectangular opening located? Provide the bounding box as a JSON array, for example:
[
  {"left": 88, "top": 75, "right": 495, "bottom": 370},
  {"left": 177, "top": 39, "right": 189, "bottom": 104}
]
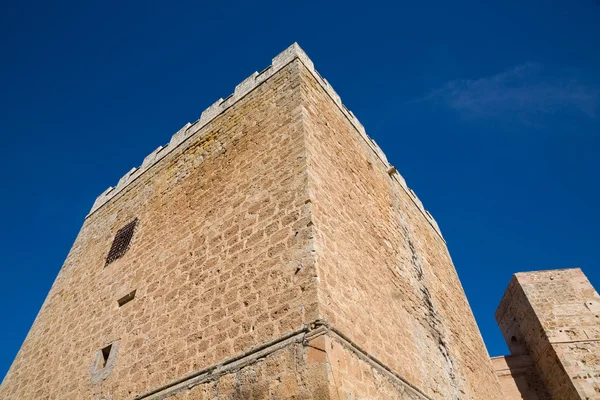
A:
[
  {"left": 97, "top": 344, "right": 112, "bottom": 370},
  {"left": 117, "top": 290, "right": 137, "bottom": 307},
  {"left": 91, "top": 340, "right": 120, "bottom": 382}
]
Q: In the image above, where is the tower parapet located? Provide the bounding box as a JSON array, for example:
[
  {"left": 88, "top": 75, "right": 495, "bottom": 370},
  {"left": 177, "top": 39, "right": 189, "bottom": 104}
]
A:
[{"left": 88, "top": 43, "right": 443, "bottom": 240}]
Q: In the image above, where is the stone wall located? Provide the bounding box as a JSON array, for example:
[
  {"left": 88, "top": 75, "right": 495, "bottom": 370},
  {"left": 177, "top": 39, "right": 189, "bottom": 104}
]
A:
[
  {"left": 134, "top": 329, "right": 331, "bottom": 400},
  {"left": 300, "top": 53, "right": 502, "bottom": 399},
  {"left": 164, "top": 343, "right": 327, "bottom": 400},
  {"left": 491, "top": 355, "right": 550, "bottom": 399},
  {"left": 496, "top": 268, "right": 600, "bottom": 399},
  {"left": 0, "top": 58, "right": 318, "bottom": 400},
  {"left": 101, "top": 324, "right": 434, "bottom": 400},
  {"left": 317, "top": 327, "right": 430, "bottom": 399}
]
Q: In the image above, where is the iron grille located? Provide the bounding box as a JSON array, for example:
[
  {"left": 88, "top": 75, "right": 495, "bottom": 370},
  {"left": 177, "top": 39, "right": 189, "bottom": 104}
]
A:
[{"left": 105, "top": 218, "right": 138, "bottom": 265}]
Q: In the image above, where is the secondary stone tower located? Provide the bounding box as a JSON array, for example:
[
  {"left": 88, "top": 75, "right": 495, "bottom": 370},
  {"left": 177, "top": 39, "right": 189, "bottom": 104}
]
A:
[
  {"left": 492, "top": 268, "right": 600, "bottom": 399},
  {"left": 0, "top": 44, "right": 504, "bottom": 399}
]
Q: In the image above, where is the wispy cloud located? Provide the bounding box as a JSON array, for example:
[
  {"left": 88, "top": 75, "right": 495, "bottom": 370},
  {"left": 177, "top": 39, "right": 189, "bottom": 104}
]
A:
[{"left": 421, "top": 63, "right": 598, "bottom": 124}]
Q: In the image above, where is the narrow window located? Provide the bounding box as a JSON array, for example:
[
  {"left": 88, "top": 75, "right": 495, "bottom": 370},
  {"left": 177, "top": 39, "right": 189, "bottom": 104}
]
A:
[
  {"left": 98, "top": 344, "right": 112, "bottom": 369},
  {"left": 105, "top": 218, "right": 138, "bottom": 265},
  {"left": 117, "top": 290, "right": 137, "bottom": 307},
  {"left": 90, "top": 341, "right": 120, "bottom": 383}
]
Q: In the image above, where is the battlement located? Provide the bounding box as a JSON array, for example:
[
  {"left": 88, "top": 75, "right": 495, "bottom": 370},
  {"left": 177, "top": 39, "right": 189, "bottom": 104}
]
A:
[{"left": 87, "top": 43, "right": 443, "bottom": 239}]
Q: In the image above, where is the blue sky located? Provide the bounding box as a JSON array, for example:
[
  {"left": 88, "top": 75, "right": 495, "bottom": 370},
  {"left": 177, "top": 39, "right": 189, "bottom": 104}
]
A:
[{"left": 1, "top": 0, "right": 599, "bottom": 381}]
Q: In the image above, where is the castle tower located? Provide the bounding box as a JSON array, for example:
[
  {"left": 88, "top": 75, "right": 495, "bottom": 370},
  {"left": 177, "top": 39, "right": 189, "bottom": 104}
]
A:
[
  {"left": 495, "top": 268, "right": 600, "bottom": 399},
  {"left": 0, "top": 44, "right": 502, "bottom": 399}
]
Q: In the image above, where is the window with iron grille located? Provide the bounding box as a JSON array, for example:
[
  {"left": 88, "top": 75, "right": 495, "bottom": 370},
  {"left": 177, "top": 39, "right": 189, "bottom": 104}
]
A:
[{"left": 105, "top": 218, "right": 138, "bottom": 265}]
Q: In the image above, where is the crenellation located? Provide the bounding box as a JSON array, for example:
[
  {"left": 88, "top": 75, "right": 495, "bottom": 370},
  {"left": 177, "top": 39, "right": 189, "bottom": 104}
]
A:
[
  {"left": 168, "top": 122, "right": 193, "bottom": 148},
  {"left": 272, "top": 42, "right": 313, "bottom": 71},
  {"left": 199, "top": 98, "right": 224, "bottom": 124},
  {"left": 91, "top": 186, "right": 115, "bottom": 211},
  {"left": 117, "top": 167, "right": 138, "bottom": 188},
  {"left": 370, "top": 138, "right": 390, "bottom": 164},
  {"left": 255, "top": 65, "right": 273, "bottom": 86},
  {"left": 412, "top": 191, "right": 425, "bottom": 211},
  {"left": 391, "top": 168, "right": 407, "bottom": 187},
  {"left": 141, "top": 146, "right": 164, "bottom": 168},
  {"left": 323, "top": 78, "right": 343, "bottom": 106},
  {"left": 234, "top": 71, "right": 260, "bottom": 98}
]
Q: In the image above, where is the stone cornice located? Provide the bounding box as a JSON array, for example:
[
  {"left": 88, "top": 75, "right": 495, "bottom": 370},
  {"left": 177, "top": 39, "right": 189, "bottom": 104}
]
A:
[{"left": 131, "top": 320, "right": 431, "bottom": 400}]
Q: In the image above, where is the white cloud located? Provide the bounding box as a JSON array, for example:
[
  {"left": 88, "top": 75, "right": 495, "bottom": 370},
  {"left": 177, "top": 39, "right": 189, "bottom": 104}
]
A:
[{"left": 423, "top": 63, "right": 598, "bottom": 123}]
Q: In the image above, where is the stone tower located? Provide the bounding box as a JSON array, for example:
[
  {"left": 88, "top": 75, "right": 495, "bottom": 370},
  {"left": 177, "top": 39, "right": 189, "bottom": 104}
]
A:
[
  {"left": 493, "top": 268, "right": 600, "bottom": 399},
  {"left": 0, "top": 44, "right": 503, "bottom": 399}
]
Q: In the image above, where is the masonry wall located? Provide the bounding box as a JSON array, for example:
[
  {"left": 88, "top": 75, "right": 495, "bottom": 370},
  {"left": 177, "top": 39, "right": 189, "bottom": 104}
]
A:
[
  {"left": 0, "top": 59, "right": 320, "bottom": 400},
  {"left": 299, "top": 62, "right": 503, "bottom": 399},
  {"left": 140, "top": 328, "right": 433, "bottom": 400},
  {"left": 319, "top": 331, "right": 431, "bottom": 399},
  {"left": 145, "top": 339, "right": 331, "bottom": 400},
  {"left": 496, "top": 268, "right": 600, "bottom": 399},
  {"left": 491, "top": 355, "right": 550, "bottom": 399}
]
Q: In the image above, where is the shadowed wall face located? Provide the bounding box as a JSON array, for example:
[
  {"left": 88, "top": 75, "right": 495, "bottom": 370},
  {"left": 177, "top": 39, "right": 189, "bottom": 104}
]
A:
[
  {"left": 491, "top": 354, "right": 551, "bottom": 400},
  {"left": 496, "top": 268, "right": 600, "bottom": 399},
  {"left": 300, "top": 59, "right": 503, "bottom": 399}
]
